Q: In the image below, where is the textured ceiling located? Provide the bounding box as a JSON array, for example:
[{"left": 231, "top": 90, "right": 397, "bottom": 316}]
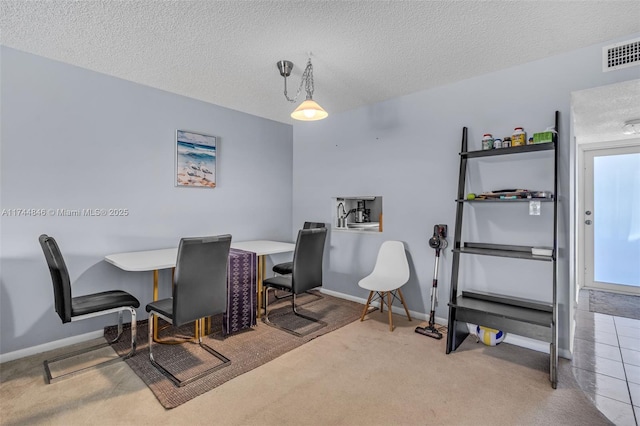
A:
[
  {"left": 1, "top": 1, "right": 640, "bottom": 126},
  {"left": 573, "top": 79, "right": 640, "bottom": 144}
]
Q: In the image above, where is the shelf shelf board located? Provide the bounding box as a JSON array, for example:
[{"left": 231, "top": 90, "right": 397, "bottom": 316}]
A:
[
  {"left": 449, "top": 294, "right": 553, "bottom": 329},
  {"left": 456, "top": 198, "right": 554, "bottom": 203},
  {"left": 454, "top": 243, "right": 553, "bottom": 261},
  {"left": 462, "top": 290, "right": 552, "bottom": 312},
  {"left": 461, "top": 142, "right": 554, "bottom": 158}
]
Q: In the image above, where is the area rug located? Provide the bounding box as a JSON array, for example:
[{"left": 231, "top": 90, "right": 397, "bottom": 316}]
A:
[
  {"left": 105, "top": 292, "right": 362, "bottom": 409},
  {"left": 589, "top": 289, "right": 640, "bottom": 320}
]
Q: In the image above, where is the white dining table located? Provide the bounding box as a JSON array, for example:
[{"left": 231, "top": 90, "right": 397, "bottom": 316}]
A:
[{"left": 104, "top": 240, "right": 295, "bottom": 322}]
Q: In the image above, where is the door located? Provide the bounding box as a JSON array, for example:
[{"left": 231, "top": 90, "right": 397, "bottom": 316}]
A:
[{"left": 583, "top": 144, "right": 640, "bottom": 294}]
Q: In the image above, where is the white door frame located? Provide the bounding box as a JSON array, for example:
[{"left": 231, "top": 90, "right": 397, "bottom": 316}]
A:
[{"left": 577, "top": 139, "right": 640, "bottom": 294}]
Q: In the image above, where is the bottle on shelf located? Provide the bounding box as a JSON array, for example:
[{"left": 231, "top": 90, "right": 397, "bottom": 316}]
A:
[
  {"left": 512, "top": 127, "right": 526, "bottom": 147},
  {"left": 482, "top": 134, "right": 494, "bottom": 150}
]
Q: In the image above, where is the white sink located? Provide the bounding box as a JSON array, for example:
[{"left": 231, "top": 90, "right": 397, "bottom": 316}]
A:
[{"left": 347, "top": 222, "right": 379, "bottom": 229}]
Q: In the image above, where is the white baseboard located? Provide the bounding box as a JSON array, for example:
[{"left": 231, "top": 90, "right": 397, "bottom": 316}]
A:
[
  {"left": 320, "top": 288, "right": 571, "bottom": 358},
  {"left": 503, "top": 334, "right": 549, "bottom": 354},
  {"left": 3, "top": 290, "right": 570, "bottom": 363},
  {"left": 319, "top": 288, "right": 448, "bottom": 326},
  {"left": 0, "top": 330, "right": 104, "bottom": 364}
]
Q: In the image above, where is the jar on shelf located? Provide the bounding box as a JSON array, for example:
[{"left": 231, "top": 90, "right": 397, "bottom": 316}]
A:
[
  {"left": 493, "top": 138, "right": 503, "bottom": 149},
  {"left": 503, "top": 136, "right": 512, "bottom": 148},
  {"left": 512, "top": 127, "right": 526, "bottom": 147},
  {"left": 482, "top": 134, "right": 494, "bottom": 150}
]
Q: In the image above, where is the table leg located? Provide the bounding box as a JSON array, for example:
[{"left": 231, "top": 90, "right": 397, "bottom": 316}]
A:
[
  {"left": 153, "top": 269, "right": 159, "bottom": 341},
  {"left": 205, "top": 316, "right": 211, "bottom": 335},
  {"left": 257, "top": 255, "right": 265, "bottom": 318}
]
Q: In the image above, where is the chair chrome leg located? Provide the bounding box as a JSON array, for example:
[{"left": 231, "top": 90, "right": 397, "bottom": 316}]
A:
[
  {"left": 130, "top": 309, "right": 137, "bottom": 356},
  {"left": 43, "top": 307, "right": 137, "bottom": 384},
  {"left": 148, "top": 315, "right": 231, "bottom": 387},
  {"left": 263, "top": 290, "right": 327, "bottom": 337},
  {"left": 148, "top": 313, "right": 155, "bottom": 364},
  {"left": 121, "top": 308, "right": 137, "bottom": 358},
  {"left": 263, "top": 287, "right": 274, "bottom": 324},
  {"left": 291, "top": 294, "right": 328, "bottom": 327},
  {"left": 107, "top": 311, "right": 124, "bottom": 344},
  {"left": 274, "top": 289, "right": 293, "bottom": 300}
]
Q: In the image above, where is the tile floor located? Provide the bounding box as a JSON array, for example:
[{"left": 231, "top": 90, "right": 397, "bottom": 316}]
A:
[{"left": 574, "top": 290, "right": 640, "bottom": 425}]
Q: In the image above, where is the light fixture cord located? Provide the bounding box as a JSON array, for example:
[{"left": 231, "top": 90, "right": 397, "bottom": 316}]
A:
[{"left": 283, "top": 58, "right": 314, "bottom": 103}]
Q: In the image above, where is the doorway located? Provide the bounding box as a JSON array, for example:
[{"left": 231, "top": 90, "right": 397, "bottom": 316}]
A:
[{"left": 581, "top": 144, "right": 640, "bottom": 294}]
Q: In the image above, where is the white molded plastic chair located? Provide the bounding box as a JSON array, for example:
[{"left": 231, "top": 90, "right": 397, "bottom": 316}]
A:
[{"left": 358, "top": 240, "right": 412, "bottom": 331}]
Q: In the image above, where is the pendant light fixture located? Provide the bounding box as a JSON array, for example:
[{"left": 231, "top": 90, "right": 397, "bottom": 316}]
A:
[
  {"left": 276, "top": 56, "right": 328, "bottom": 121},
  {"left": 622, "top": 118, "right": 640, "bottom": 135}
]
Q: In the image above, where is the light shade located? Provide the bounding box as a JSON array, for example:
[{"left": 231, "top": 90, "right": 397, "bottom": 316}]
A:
[
  {"left": 622, "top": 119, "right": 640, "bottom": 135},
  {"left": 291, "top": 99, "right": 328, "bottom": 121}
]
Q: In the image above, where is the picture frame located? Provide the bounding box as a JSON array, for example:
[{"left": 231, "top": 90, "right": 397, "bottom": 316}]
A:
[{"left": 175, "top": 130, "right": 217, "bottom": 188}]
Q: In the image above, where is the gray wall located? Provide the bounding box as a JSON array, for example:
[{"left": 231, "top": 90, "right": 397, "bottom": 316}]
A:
[
  {"left": 2, "top": 32, "right": 639, "bottom": 357},
  {"left": 292, "top": 33, "right": 640, "bottom": 353},
  {"left": 0, "top": 47, "right": 293, "bottom": 355}
]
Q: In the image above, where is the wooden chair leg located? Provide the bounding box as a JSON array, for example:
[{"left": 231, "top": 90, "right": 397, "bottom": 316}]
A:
[
  {"left": 397, "top": 288, "right": 412, "bottom": 321},
  {"left": 387, "top": 292, "right": 393, "bottom": 331},
  {"left": 361, "top": 291, "right": 374, "bottom": 321}
]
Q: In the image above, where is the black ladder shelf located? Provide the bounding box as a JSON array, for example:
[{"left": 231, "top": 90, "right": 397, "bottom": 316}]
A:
[{"left": 445, "top": 111, "right": 559, "bottom": 389}]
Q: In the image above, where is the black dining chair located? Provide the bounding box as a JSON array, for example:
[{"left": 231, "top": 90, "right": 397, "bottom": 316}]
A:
[
  {"left": 271, "top": 222, "right": 325, "bottom": 276},
  {"left": 146, "top": 234, "right": 232, "bottom": 387},
  {"left": 39, "top": 234, "right": 140, "bottom": 384},
  {"left": 263, "top": 228, "right": 327, "bottom": 335},
  {"left": 270, "top": 222, "right": 326, "bottom": 305}
]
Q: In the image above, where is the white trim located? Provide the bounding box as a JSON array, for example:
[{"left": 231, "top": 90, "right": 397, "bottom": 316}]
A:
[
  {"left": 577, "top": 138, "right": 640, "bottom": 150},
  {"left": 573, "top": 135, "right": 640, "bottom": 356},
  {"left": 0, "top": 330, "right": 104, "bottom": 364},
  {"left": 320, "top": 288, "right": 571, "bottom": 358},
  {"left": 319, "top": 288, "right": 447, "bottom": 325},
  {"left": 579, "top": 141, "right": 640, "bottom": 294},
  {"left": 4, "top": 290, "right": 572, "bottom": 363},
  {"left": 503, "top": 334, "right": 548, "bottom": 354},
  {"left": 504, "top": 334, "right": 570, "bottom": 359}
]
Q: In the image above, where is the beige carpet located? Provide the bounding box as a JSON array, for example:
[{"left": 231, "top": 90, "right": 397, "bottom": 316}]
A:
[
  {"left": 104, "top": 292, "right": 362, "bottom": 408},
  {"left": 1, "top": 307, "right": 611, "bottom": 425}
]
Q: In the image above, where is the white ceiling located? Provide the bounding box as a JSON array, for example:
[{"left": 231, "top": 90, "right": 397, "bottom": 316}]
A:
[
  {"left": 573, "top": 79, "right": 640, "bottom": 144},
  {"left": 1, "top": 1, "right": 640, "bottom": 126}
]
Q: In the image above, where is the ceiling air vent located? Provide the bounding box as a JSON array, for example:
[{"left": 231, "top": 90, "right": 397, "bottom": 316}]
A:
[{"left": 603, "top": 37, "right": 640, "bottom": 72}]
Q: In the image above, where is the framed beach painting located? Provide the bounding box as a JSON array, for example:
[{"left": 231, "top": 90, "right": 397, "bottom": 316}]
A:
[{"left": 176, "top": 130, "right": 217, "bottom": 188}]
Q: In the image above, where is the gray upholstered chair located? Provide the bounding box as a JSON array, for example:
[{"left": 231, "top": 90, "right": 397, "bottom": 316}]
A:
[
  {"left": 272, "top": 222, "right": 325, "bottom": 276},
  {"left": 145, "top": 234, "right": 231, "bottom": 387},
  {"left": 39, "top": 234, "right": 139, "bottom": 384},
  {"left": 263, "top": 228, "right": 327, "bottom": 335}
]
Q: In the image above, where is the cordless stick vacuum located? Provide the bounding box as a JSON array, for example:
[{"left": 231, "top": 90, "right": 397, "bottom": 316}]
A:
[{"left": 415, "top": 224, "right": 447, "bottom": 339}]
